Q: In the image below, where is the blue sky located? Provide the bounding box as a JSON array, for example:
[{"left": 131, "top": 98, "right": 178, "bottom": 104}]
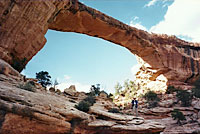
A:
[{"left": 22, "top": 0, "right": 200, "bottom": 93}]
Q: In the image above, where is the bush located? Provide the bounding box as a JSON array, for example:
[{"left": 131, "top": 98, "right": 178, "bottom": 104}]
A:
[
  {"left": 166, "top": 86, "right": 179, "bottom": 94},
  {"left": 18, "top": 82, "right": 36, "bottom": 92},
  {"left": 176, "top": 90, "right": 192, "bottom": 106},
  {"left": 28, "top": 81, "right": 35, "bottom": 86},
  {"left": 192, "top": 88, "right": 200, "bottom": 98},
  {"left": 108, "top": 108, "right": 120, "bottom": 113},
  {"left": 171, "top": 109, "right": 186, "bottom": 125},
  {"left": 143, "top": 91, "right": 159, "bottom": 101},
  {"left": 83, "top": 96, "right": 96, "bottom": 105},
  {"left": 75, "top": 95, "right": 96, "bottom": 112},
  {"left": 143, "top": 91, "right": 160, "bottom": 108},
  {"left": 75, "top": 100, "right": 91, "bottom": 112}
]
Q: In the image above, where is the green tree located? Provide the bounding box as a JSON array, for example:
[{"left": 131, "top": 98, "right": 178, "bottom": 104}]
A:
[
  {"left": 90, "top": 84, "right": 101, "bottom": 96},
  {"left": 114, "top": 82, "right": 122, "bottom": 95},
  {"left": 171, "top": 109, "right": 186, "bottom": 125},
  {"left": 36, "top": 71, "right": 51, "bottom": 88},
  {"left": 176, "top": 90, "right": 192, "bottom": 106}
]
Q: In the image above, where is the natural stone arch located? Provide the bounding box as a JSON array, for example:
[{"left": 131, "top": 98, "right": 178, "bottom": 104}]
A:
[{"left": 0, "top": 0, "right": 200, "bottom": 89}]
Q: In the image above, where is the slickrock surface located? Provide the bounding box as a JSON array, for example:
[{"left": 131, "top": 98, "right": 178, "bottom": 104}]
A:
[
  {"left": 122, "top": 92, "right": 200, "bottom": 134},
  {"left": 0, "top": 0, "right": 200, "bottom": 89},
  {"left": 0, "top": 74, "right": 165, "bottom": 134}
]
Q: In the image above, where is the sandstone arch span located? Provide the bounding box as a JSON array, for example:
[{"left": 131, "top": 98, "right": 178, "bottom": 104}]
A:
[{"left": 0, "top": 0, "right": 200, "bottom": 88}]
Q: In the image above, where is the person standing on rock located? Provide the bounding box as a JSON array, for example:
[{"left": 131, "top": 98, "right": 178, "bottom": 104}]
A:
[{"left": 132, "top": 97, "right": 138, "bottom": 116}]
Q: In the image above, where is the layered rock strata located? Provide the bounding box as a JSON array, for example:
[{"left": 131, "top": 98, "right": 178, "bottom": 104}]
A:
[
  {"left": 0, "top": 74, "right": 165, "bottom": 134},
  {"left": 0, "top": 0, "right": 200, "bottom": 87}
]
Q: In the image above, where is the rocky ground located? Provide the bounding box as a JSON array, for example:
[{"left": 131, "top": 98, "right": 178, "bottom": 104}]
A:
[
  {"left": 0, "top": 59, "right": 200, "bottom": 134},
  {"left": 0, "top": 72, "right": 165, "bottom": 134},
  {"left": 121, "top": 93, "right": 200, "bottom": 134}
]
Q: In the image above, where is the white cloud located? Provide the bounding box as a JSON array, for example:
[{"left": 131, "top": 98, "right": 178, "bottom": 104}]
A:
[
  {"left": 53, "top": 75, "right": 91, "bottom": 92},
  {"left": 130, "top": 21, "right": 147, "bottom": 31},
  {"left": 133, "top": 16, "right": 139, "bottom": 21},
  {"left": 64, "top": 75, "right": 71, "bottom": 80},
  {"left": 150, "top": 0, "right": 200, "bottom": 42},
  {"left": 145, "top": 0, "right": 159, "bottom": 7},
  {"left": 56, "top": 81, "right": 91, "bottom": 93},
  {"left": 145, "top": 0, "right": 172, "bottom": 7}
]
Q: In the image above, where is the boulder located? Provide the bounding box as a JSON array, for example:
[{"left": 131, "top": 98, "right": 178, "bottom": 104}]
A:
[
  {"left": 192, "top": 100, "right": 200, "bottom": 110},
  {"left": 64, "top": 85, "right": 78, "bottom": 96},
  {"left": 0, "top": 59, "right": 21, "bottom": 79},
  {"left": 158, "top": 99, "right": 174, "bottom": 108}
]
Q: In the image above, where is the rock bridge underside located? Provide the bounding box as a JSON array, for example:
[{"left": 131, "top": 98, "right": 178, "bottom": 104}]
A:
[{"left": 1, "top": 0, "right": 200, "bottom": 90}]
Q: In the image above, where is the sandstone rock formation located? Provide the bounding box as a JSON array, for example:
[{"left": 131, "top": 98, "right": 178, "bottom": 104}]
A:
[
  {"left": 0, "top": 74, "right": 165, "bottom": 134},
  {"left": 122, "top": 91, "right": 200, "bottom": 134},
  {"left": 0, "top": 0, "right": 200, "bottom": 89}
]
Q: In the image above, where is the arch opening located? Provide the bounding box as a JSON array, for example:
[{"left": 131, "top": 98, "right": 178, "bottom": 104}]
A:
[{"left": 22, "top": 30, "right": 138, "bottom": 93}]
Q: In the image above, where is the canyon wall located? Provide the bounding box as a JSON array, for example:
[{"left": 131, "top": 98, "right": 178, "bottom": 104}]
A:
[{"left": 1, "top": 0, "right": 200, "bottom": 88}]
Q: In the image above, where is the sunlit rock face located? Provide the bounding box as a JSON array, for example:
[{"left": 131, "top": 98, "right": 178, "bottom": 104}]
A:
[
  {"left": 0, "top": 0, "right": 200, "bottom": 87},
  {"left": 134, "top": 56, "right": 168, "bottom": 94}
]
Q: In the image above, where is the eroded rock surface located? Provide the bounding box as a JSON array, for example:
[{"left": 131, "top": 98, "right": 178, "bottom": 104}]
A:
[
  {"left": 0, "top": 0, "right": 200, "bottom": 89},
  {"left": 0, "top": 74, "right": 165, "bottom": 134}
]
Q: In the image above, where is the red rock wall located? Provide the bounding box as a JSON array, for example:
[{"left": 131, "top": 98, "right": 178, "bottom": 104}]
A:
[{"left": 0, "top": 0, "right": 200, "bottom": 86}]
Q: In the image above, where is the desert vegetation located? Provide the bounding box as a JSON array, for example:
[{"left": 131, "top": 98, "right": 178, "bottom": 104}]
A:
[
  {"left": 171, "top": 109, "right": 186, "bottom": 125},
  {"left": 143, "top": 91, "right": 160, "bottom": 108},
  {"left": 18, "top": 81, "right": 36, "bottom": 92}
]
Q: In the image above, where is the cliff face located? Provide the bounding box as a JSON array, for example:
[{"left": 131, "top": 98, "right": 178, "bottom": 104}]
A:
[{"left": 0, "top": 0, "right": 200, "bottom": 87}]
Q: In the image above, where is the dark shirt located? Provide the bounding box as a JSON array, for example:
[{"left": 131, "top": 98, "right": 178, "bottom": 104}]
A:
[{"left": 131, "top": 100, "right": 138, "bottom": 108}]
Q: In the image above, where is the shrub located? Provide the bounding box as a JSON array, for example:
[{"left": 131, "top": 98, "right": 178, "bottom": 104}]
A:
[
  {"left": 28, "top": 81, "right": 35, "bottom": 86},
  {"left": 166, "top": 86, "right": 179, "bottom": 94},
  {"left": 143, "top": 91, "right": 159, "bottom": 101},
  {"left": 83, "top": 96, "right": 96, "bottom": 105},
  {"left": 75, "top": 100, "right": 91, "bottom": 112},
  {"left": 143, "top": 91, "right": 160, "bottom": 108},
  {"left": 176, "top": 90, "right": 192, "bottom": 106},
  {"left": 108, "top": 108, "right": 120, "bottom": 113},
  {"left": 171, "top": 109, "right": 186, "bottom": 125},
  {"left": 75, "top": 96, "right": 96, "bottom": 112},
  {"left": 192, "top": 88, "right": 200, "bottom": 98},
  {"left": 18, "top": 82, "right": 36, "bottom": 92}
]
